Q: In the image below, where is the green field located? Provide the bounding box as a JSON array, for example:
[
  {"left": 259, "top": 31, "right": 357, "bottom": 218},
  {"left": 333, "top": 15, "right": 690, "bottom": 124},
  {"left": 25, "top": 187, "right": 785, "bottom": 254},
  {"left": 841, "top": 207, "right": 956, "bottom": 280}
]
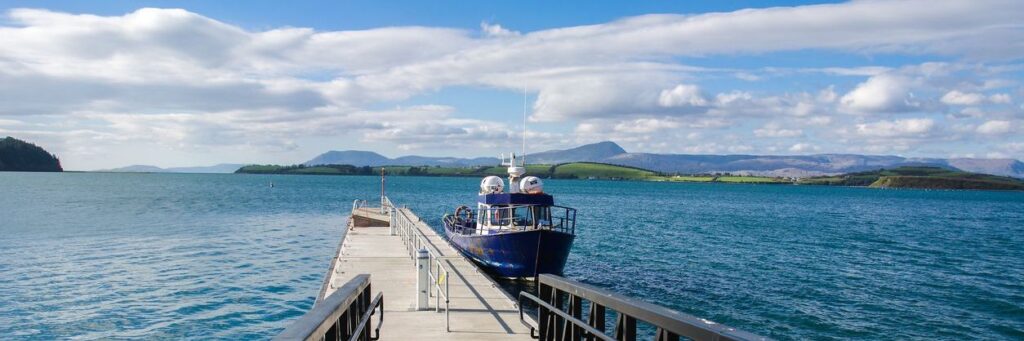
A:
[
  {"left": 550, "top": 162, "right": 658, "bottom": 179},
  {"left": 658, "top": 175, "right": 789, "bottom": 183},
  {"left": 799, "top": 166, "right": 1024, "bottom": 190},
  {"left": 715, "top": 176, "right": 790, "bottom": 183},
  {"left": 235, "top": 162, "right": 795, "bottom": 184}
]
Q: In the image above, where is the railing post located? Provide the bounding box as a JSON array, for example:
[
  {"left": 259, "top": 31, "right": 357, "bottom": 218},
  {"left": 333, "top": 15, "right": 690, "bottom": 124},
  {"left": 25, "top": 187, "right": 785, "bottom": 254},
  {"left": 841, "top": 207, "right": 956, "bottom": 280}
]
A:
[
  {"left": 614, "top": 313, "right": 636, "bottom": 341},
  {"left": 552, "top": 290, "right": 565, "bottom": 341},
  {"left": 587, "top": 303, "right": 606, "bottom": 341},
  {"left": 566, "top": 294, "right": 583, "bottom": 341},
  {"left": 435, "top": 262, "right": 440, "bottom": 311},
  {"left": 445, "top": 271, "right": 450, "bottom": 332},
  {"left": 538, "top": 281, "right": 553, "bottom": 341},
  {"left": 389, "top": 207, "right": 396, "bottom": 236},
  {"left": 416, "top": 248, "right": 430, "bottom": 310}
]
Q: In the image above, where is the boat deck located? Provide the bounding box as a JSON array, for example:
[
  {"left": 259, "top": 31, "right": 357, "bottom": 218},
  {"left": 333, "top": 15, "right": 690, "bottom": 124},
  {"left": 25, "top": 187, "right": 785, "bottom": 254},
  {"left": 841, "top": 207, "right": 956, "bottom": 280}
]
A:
[{"left": 321, "top": 206, "right": 532, "bottom": 340}]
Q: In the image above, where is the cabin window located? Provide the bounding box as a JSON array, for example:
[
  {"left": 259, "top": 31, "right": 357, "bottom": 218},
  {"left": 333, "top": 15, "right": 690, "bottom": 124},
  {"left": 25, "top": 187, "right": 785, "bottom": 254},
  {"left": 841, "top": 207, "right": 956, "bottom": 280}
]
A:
[
  {"left": 488, "top": 207, "right": 501, "bottom": 226},
  {"left": 532, "top": 206, "right": 551, "bottom": 228},
  {"left": 511, "top": 207, "right": 532, "bottom": 228}
]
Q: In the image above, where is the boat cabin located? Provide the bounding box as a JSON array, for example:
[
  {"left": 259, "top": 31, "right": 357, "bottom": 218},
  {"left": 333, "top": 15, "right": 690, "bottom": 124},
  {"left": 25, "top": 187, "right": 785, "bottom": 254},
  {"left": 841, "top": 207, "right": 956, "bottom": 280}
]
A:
[{"left": 477, "top": 193, "right": 555, "bottom": 230}]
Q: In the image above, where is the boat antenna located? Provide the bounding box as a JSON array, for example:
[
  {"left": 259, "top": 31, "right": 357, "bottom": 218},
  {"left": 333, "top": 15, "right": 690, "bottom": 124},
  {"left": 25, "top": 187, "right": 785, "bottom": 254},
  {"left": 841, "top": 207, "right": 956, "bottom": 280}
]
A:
[{"left": 522, "top": 84, "right": 527, "bottom": 165}]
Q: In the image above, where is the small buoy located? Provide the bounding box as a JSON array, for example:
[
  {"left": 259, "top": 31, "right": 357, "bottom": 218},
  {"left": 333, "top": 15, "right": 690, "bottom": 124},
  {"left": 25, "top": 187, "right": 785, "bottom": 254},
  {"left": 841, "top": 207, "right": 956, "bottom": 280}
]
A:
[{"left": 270, "top": 181, "right": 275, "bottom": 188}]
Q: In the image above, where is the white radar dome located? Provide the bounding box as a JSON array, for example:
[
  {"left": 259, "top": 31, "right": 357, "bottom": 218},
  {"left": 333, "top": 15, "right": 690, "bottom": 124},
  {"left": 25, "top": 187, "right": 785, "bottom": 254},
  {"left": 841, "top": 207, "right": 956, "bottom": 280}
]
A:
[
  {"left": 519, "top": 176, "right": 544, "bottom": 194},
  {"left": 480, "top": 176, "right": 504, "bottom": 194}
]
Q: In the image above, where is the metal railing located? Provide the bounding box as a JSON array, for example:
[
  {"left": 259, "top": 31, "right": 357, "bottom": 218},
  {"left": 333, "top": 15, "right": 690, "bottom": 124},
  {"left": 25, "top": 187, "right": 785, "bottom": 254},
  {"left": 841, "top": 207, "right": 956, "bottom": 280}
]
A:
[
  {"left": 381, "top": 196, "right": 395, "bottom": 214},
  {"left": 316, "top": 225, "right": 351, "bottom": 303},
  {"left": 352, "top": 199, "right": 367, "bottom": 213},
  {"left": 518, "top": 274, "right": 768, "bottom": 341},
  {"left": 387, "top": 197, "right": 452, "bottom": 332},
  {"left": 275, "top": 274, "right": 384, "bottom": 341},
  {"left": 444, "top": 205, "right": 577, "bottom": 235}
]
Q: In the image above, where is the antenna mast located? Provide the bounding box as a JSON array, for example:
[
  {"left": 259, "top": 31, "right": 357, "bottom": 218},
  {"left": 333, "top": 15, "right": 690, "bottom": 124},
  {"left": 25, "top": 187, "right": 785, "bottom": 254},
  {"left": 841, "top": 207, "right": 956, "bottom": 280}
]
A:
[{"left": 522, "top": 84, "right": 527, "bottom": 164}]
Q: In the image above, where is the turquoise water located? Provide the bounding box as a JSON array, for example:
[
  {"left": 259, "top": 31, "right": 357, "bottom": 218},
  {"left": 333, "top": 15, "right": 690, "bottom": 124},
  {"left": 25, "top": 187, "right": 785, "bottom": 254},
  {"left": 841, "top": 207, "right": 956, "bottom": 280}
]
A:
[{"left": 1, "top": 173, "right": 1022, "bottom": 339}]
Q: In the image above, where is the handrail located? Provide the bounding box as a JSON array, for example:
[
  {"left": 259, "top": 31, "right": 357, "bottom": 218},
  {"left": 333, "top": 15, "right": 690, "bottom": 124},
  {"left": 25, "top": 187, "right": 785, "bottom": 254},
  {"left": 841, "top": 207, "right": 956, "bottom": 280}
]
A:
[
  {"left": 519, "top": 292, "right": 615, "bottom": 341},
  {"left": 349, "top": 292, "right": 384, "bottom": 341},
  {"left": 316, "top": 224, "right": 351, "bottom": 303},
  {"left": 386, "top": 197, "right": 452, "bottom": 332},
  {"left": 275, "top": 274, "right": 384, "bottom": 341},
  {"left": 352, "top": 199, "right": 367, "bottom": 213},
  {"left": 381, "top": 196, "right": 395, "bottom": 212},
  {"left": 519, "top": 274, "right": 769, "bottom": 341}
]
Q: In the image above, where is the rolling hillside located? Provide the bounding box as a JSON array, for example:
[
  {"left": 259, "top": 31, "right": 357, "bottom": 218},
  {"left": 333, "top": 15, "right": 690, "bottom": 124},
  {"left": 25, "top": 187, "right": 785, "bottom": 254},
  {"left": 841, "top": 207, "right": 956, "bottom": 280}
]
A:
[
  {"left": 300, "top": 141, "right": 1024, "bottom": 179},
  {"left": 799, "top": 167, "right": 1024, "bottom": 190}
]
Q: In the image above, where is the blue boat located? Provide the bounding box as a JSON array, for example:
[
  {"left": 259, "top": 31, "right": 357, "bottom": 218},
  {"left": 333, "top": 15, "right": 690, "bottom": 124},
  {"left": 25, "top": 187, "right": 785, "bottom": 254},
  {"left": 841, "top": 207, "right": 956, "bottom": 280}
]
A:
[{"left": 443, "top": 153, "right": 577, "bottom": 278}]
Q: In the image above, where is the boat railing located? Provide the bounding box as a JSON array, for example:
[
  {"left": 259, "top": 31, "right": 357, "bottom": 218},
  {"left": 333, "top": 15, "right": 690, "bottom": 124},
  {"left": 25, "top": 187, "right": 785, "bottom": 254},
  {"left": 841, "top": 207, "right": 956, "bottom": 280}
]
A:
[
  {"left": 518, "top": 274, "right": 768, "bottom": 341},
  {"left": 388, "top": 198, "right": 451, "bottom": 332},
  {"left": 445, "top": 205, "right": 576, "bottom": 235},
  {"left": 274, "top": 274, "right": 384, "bottom": 341}
]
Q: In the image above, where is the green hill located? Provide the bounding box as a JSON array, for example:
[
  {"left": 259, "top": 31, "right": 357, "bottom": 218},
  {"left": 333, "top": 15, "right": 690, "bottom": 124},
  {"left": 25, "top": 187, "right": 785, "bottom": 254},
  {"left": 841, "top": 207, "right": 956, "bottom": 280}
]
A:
[
  {"left": 550, "top": 162, "right": 658, "bottom": 179},
  {"left": 0, "top": 137, "right": 62, "bottom": 172},
  {"left": 234, "top": 161, "right": 792, "bottom": 184},
  {"left": 799, "top": 166, "right": 1024, "bottom": 191}
]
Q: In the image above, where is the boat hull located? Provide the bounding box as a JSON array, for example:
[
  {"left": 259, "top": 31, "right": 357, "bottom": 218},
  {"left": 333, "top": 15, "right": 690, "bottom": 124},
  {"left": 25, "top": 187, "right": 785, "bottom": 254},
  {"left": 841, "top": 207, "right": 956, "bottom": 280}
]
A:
[{"left": 444, "top": 224, "right": 574, "bottom": 278}]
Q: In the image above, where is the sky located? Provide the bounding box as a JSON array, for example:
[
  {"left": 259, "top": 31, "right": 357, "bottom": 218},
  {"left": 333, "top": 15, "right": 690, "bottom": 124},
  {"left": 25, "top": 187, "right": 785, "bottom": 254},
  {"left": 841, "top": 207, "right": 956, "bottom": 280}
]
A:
[{"left": 0, "top": 0, "right": 1022, "bottom": 170}]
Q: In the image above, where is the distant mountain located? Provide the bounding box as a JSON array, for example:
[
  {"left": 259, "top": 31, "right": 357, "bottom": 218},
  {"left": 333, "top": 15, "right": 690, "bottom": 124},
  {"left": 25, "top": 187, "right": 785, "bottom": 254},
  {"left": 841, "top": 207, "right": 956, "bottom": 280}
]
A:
[
  {"left": 305, "top": 151, "right": 391, "bottom": 167},
  {"left": 0, "top": 136, "right": 62, "bottom": 172},
  {"left": 104, "top": 165, "right": 165, "bottom": 173},
  {"left": 102, "top": 163, "right": 244, "bottom": 173},
  {"left": 526, "top": 141, "right": 627, "bottom": 164},
  {"left": 302, "top": 142, "right": 625, "bottom": 167},
  {"left": 945, "top": 158, "right": 1024, "bottom": 179},
  {"left": 301, "top": 141, "right": 1024, "bottom": 179},
  {"left": 165, "top": 164, "right": 246, "bottom": 173},
  {"left": 392, "top": 156, "right": 500, "bottom": 167},
  {"left": 603, "top": 153, "right": 947, "bottom": 177},
  {"left": 799, "top": 166, "right": 1024, "bottom": 191},
  {"left": 305, "top": 150, "right": 498, "bottom": 167}
]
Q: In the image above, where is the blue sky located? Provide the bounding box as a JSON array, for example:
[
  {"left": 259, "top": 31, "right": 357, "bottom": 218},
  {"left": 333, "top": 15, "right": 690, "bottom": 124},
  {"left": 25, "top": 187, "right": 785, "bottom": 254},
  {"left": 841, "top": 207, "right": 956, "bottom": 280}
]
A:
[{"left": 0, "top": 0, "right": 1021, "bottom": 170}]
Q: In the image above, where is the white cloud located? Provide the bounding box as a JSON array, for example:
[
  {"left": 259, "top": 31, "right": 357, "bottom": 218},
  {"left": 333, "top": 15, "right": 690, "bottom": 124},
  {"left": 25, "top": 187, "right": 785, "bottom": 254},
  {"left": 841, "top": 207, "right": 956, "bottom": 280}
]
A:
[
  {"left": 941, "top": 90, "right": 986, "bottom": 105},
  {"left": 1, "top": 2, "right": 1023, "bottom": 168},
  {"left": 754, "top": 122, "right": 803, "bottom": 138},
  {"left": 955, "top": 107, "right": 986, "bottom": 118},
  {"left": 658, "top": 84, "right": 708, "bottom": 107},
  {"left": 976, "top": 120, "right": 1013, "bottom": 135},
  {"left": 840, "top": 74, "right": 920, "bottom": 113},
  {"left": 708, "top": 90, "right": 828, "bottom": 118},
  {"left": 804, "top": 116, "right": 833, "bottom": 126},
  {"left": 855, "top": 118, "right": 935, "bottom": 137},
  {"left": 817, "top": 86, "right": 837, "bottom": 103},
  {"left": 612, "top": 118, "right": 681, "bottom": 134},
  {"left": 789, "top": 143, "right": 821, "bottom": 153},
  {"left": 989, "top": 93, "right": 1013, "bottom": 104},
  {"left": 480, "top": 22, "right": 519, "bottom": 38},
  {"left": 734, "top": 72, "right": 761, "bottom": 81}
]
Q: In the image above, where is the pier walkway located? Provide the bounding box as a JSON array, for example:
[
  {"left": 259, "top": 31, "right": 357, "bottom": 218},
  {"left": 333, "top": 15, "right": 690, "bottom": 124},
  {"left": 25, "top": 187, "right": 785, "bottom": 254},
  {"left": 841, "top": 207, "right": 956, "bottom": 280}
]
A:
[
  {"left": 320, "top": 204, "right": 532, "bottom": 341},
  {"left": 277, "top": 197, "right": 767, "bottom": 341}
]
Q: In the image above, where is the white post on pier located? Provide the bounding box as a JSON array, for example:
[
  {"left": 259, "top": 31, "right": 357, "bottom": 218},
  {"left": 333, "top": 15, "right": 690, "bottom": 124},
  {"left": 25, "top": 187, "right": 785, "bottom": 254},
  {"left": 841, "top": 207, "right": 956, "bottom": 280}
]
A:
[
  {"left": 416, "top": 248, "right": 430, "bottom": 310},
  {"left": 380, "top": 167, "right": 386, "bottom": 214},
  {"left": 389, "top": 207, "right": 397, "bottom": 236}
]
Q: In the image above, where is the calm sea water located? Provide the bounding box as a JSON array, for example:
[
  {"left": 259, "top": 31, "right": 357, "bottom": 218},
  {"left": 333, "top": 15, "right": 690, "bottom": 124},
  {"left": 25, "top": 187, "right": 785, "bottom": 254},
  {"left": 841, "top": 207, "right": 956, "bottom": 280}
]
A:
[{"left": 1, "top": 172, "right": 1022, "bottom": 340}]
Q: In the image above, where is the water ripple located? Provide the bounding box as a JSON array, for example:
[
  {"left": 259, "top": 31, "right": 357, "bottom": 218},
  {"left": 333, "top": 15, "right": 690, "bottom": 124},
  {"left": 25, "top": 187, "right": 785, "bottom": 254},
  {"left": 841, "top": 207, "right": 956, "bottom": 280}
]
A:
[{"left": 1, "top": 173, "right": 1022, "bottom": 339}]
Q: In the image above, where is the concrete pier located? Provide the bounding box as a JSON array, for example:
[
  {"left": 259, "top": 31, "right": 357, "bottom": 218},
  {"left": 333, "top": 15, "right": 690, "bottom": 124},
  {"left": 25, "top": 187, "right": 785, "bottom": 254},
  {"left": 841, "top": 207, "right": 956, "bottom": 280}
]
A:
[{"left": 320, "top": 205, "right": 532, "bottom": 340}]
